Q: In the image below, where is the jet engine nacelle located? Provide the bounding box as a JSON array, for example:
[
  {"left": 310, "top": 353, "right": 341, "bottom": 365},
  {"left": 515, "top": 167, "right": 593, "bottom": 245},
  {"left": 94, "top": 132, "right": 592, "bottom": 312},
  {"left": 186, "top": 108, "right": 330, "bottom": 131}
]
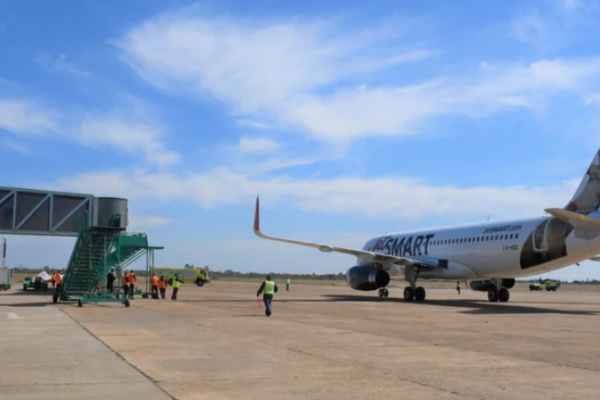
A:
[
  {"left": 469, "top": 278, "right": 515, "bottom": 291},
  {"left": 345, "top": 265, "right": 390, "bottom": 291}
]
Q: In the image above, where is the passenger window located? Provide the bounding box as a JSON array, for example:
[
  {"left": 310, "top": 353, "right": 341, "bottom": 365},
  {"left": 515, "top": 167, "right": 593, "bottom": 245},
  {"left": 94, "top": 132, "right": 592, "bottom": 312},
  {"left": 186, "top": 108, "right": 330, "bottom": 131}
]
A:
[
  {"left": 510, "top": 234, "right": 513, "bottom": 239},
  {"left": 516, "top": 233, "right": 519, "bottom": 239}
]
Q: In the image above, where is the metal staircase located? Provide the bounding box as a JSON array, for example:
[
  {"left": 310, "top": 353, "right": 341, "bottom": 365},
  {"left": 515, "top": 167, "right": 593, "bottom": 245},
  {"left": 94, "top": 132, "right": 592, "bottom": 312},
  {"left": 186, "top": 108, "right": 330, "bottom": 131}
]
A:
[
  {"left": 54, "top": 209, "right": 162, "bottom": 307},
  {"left": 56, "top": 228, "right": 120, "bottom": 306},
  {"left": 55, "top": 212, "right": 128, "bottom": 307}
]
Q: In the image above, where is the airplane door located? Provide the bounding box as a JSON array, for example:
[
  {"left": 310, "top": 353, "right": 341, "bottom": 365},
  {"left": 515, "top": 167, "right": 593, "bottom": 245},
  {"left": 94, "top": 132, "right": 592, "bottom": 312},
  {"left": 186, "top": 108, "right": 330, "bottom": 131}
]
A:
[{"left": 532, "top": 219, "right": 550, "bottom": 252}]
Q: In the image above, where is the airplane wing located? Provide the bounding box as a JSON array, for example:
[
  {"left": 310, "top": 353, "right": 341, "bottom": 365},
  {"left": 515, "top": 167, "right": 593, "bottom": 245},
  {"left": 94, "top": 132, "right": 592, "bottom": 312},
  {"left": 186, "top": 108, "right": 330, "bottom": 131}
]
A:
[{"left": 253, "top": 197, "right": 443, "bottom": 270}]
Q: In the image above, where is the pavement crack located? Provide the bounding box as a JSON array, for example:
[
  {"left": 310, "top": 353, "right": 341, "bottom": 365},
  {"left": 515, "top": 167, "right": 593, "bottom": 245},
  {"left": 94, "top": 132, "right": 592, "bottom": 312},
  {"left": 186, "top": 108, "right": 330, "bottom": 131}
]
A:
[{"left": 57, "top": 307, "right": 179, "bottom": 400}]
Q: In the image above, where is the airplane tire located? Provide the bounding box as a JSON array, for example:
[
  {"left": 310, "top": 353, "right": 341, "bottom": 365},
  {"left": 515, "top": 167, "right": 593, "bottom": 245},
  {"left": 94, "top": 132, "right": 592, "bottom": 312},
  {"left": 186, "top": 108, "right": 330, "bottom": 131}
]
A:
[
  {"left": 415, "top": 287, "right": 426, "bottom": 302},
  {"left": 403, "top": 287, "right": 415, "bottom": 302},
  {"left": 499, "top": 288, "right": 510, "bottom": 302},
  {"left": 487, "top": 289, "right": 499, "bottom": 302}
]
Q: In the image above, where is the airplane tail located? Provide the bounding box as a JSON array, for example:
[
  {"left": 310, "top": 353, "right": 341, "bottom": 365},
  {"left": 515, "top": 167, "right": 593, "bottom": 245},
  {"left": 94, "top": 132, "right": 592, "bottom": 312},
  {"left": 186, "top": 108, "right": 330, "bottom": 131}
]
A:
[
  {"left": 564, "top": 146, "right": 600, "bottom": 216},
  {"left": 544, "top": 146, "right": 600, "bottom": 231}
]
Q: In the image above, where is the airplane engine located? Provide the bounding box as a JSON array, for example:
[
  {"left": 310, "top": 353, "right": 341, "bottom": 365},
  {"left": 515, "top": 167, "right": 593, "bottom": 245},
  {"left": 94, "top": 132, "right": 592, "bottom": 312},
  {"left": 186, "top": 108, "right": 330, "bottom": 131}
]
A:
[
  {"left": 469, "top": 278, "right": 515, "bottom": 291},
  {"left": 345, "top": 266, "right": 390, "bottom": 291}
]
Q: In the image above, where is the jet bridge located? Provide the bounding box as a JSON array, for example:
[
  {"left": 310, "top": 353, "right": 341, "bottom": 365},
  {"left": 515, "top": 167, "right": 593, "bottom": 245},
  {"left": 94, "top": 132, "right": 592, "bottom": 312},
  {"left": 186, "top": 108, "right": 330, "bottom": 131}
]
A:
[{"left": 0, "top": 186, "right": 128, "bottom": 236}]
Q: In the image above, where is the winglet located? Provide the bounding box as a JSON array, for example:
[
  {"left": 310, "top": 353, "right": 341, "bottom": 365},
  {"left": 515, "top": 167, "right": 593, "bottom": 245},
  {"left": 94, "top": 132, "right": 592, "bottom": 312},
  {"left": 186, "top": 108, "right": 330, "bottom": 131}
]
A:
[{"left": 254, "top": 196, "right": 260, "bottom": 234}]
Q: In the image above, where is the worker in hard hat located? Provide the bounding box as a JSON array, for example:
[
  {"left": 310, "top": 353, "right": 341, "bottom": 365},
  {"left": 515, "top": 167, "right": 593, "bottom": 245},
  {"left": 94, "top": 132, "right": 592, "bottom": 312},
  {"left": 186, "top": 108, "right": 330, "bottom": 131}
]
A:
[{"left": 256, "top": 275, "right": 278, "bottom": 317}]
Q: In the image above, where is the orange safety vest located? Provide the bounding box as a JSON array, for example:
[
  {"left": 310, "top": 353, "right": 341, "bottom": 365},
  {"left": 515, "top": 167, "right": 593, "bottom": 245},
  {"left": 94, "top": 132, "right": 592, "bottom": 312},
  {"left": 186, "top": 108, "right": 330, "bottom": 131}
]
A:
[
  {"left": 128, "top": 273, "right": 136, "bottom": 285},
  {"left": 122, "top": 275, "right": 129, "bottom": 286},
  {"left": 54, "top": 274, "right": 63, "bottom": 285},
  {"left": 152, "top": 276, "right": 159, "bottom": 287},
  {"left": 157, "top": 280, "right": 167, "bottom": 289}
]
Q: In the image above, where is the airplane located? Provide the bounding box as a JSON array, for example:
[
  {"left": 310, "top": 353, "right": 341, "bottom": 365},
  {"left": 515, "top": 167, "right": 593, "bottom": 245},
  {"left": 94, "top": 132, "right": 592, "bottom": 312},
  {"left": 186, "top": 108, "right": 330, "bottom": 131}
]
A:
[{"left": 253, "top": 145, "right": 600, "bottom": 303}]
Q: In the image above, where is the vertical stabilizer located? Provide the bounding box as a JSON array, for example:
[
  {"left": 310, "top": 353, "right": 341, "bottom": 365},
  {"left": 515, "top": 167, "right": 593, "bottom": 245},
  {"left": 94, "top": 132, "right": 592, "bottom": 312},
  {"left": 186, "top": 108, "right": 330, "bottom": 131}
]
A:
[{"left": 565, "top": 146, "right": 600, "bottom": 215}]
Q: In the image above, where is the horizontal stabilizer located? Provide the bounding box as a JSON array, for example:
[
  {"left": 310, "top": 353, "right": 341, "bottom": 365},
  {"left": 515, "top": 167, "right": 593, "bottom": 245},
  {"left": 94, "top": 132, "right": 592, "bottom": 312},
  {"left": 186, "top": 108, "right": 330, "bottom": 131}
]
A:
[{"left": 544, "top": 208, "right": 600, "bottom": 231}]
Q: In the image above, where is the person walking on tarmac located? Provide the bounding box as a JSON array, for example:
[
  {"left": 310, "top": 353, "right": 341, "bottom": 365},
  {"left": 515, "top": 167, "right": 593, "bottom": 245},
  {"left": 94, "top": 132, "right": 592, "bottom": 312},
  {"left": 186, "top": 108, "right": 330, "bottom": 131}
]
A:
[
  {"left": 256, "top": 275, "right": 278, "bottom": 317},
  {"left": 158, "top": 275, "right": 167, "bottom": 299},
  {"left": 127, "top": 271, "right": 136, "bottom": 300},
  {"left": 285, "top": 275, "right": 290, "bottom": 291},
  {"left": 171, "top": 273, "right": 184, "bottom": 300},
  {"left": 151, "top": 273, "right": 159, "bottom": 299},
  {"left": 122, "top": 270, "right": 130, "bottom": 299},
  {"left": 456, "top": 280, "right": 461, "bottom": 295},
  {"left": 54, "top": 271, "right": 63, "bottom": 296},
  {"left": 106, "top": 268, "right": 116, "bottom": 297}
]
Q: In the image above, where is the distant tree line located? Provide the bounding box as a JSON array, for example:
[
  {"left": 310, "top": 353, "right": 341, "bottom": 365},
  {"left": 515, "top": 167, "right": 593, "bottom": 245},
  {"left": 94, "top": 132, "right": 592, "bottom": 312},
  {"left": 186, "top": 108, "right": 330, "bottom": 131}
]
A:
[
  {"left": 9, "top": 264, "right": 600, "bottom": 284},
  {"left": 209, "top": 269, "right": 346, "bottom": 281}
]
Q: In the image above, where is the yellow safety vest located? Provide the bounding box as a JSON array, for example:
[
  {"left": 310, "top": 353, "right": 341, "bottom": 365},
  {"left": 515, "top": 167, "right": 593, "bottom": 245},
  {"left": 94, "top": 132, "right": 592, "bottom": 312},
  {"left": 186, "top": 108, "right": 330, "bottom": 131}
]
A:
[
  {"left": 286, "top": 278, "right": 290, "bottom": 284},
  {"left": 172, "top": 278, "right": 180, "bottom": 288},
  {"left": 264, "top": 280, "right": 275, "bottom": 295}
]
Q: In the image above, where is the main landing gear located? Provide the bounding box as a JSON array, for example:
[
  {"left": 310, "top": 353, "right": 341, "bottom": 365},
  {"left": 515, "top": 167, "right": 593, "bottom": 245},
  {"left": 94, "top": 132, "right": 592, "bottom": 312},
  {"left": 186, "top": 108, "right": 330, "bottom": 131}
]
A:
[
  {"left": 403, "top": 286, "right": 426, "bottom": 302},
  {"left": 378, "top": 288, "right": 389, "bottom": 298},
  {"left": 402, "top": 266, "right": 426, "bottom": 302},
  {"left": 487, "top": 280, "right": 510, "bottom": 302}
]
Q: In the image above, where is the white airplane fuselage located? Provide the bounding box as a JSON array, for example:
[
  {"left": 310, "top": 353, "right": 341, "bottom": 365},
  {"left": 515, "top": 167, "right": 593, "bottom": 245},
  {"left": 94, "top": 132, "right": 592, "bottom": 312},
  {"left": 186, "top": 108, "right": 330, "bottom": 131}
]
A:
[
  {"left": 254, "top": 145, "right": 600, "bottom": 302},
  {"left": 360, "top": 212, "right": 600, "bottom": 281}
]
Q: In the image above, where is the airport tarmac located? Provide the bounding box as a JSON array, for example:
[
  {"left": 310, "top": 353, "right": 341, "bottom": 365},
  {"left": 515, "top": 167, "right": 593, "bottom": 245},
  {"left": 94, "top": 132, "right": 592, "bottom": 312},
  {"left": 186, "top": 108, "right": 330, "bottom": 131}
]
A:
[{"left": 2, "top": 282, "right": 600, "bottom": 400}]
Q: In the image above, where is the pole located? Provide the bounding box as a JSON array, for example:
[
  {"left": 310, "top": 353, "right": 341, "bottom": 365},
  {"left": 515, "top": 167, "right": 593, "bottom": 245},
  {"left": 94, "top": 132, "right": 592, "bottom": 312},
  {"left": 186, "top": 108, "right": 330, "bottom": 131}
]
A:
[{"left": 2, "top": 235, "right": 6, "bottom": 268}]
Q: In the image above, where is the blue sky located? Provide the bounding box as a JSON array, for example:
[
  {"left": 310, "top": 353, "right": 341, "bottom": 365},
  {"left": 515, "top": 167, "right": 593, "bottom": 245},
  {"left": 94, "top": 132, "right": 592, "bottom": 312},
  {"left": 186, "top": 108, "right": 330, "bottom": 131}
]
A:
[{"left": 2, "top": 0, "right": 600, "bottom": 281}]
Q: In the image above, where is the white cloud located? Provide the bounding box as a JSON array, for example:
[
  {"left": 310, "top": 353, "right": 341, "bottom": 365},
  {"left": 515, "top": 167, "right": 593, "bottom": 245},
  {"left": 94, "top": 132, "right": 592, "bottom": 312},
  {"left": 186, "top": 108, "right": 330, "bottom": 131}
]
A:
[
  {"left": 79, "top": 111, "right": 180, "bottom": 167},
  {"left": 128, "top": 215, "right": 172, "bottom": 230},
  {"left": 0, "top": 100, "right": 59, "bottom": 135},
  {"left": 511, "top": 12, "right": 551, "bottom": 45},
  {"left": 237, "top": 136, "right": 280, "bottom": 153},
  {"left": 53, "top": 168, "right": 580, "bottom": 221},
  {"left": 549, "top": 0, "right": 583, "bottom": 10},
  {"left": 114, "top": 11, "right": 600, "bottom": 143},
  {"left": 0, "top": 96, "right": 179, "bottom": 167},
  {"left": 35, "top": 54, "right": 91, "bottom": 77},
  {"left": 1, "top": 137, "right": 31, "bottom": 154}
]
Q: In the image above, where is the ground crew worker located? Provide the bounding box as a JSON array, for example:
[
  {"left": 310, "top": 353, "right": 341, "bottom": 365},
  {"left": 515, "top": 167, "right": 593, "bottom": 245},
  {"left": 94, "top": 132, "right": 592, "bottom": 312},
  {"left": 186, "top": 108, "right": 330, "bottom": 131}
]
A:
[
  {"left": 127, "top": 271, "right": 136, "bottom": 299},
  {"left": 106, "top": 268, "right": 116, "bottom": 296},
  {"left": 157, "top": 275, "right": 167, "bottom": 299},
  {"left": 456, "top": 280, "right": 461, "bottom": 294},
  {"left": 285, "top": 275, "right": 290, "bottom": 291},
  {"left": 171, "top": 273, "right": 184, "bottom": 300},
  {"left": 122, "top": 270, "right": 130, "bottom": 298},
  {"left": 54, "top": 271, "right": 63, "bottom": 295},
  {"left": 256, "top": 275, "right": 278, "bottom": 317},
  {"left": 151, "top": 273, "right": 159, "bottom": 299}
]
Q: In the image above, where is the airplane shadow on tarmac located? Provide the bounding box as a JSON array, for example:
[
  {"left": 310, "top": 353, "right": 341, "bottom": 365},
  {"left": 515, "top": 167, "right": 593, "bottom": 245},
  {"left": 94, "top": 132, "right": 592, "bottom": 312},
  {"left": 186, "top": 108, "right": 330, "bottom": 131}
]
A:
[
  {"left": 179, "top": 295, "right": 600, "bottom": 316},
  {"left": 319, "top": 295, "right": 600, "bottom": 316}
]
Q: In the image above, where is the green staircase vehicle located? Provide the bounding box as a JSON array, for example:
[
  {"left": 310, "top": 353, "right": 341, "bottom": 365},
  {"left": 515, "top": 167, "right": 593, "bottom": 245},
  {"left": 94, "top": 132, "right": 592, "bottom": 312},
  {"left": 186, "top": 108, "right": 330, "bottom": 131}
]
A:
[{"left": 55, "top": 211, "right": 161, "bottom": 307}]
